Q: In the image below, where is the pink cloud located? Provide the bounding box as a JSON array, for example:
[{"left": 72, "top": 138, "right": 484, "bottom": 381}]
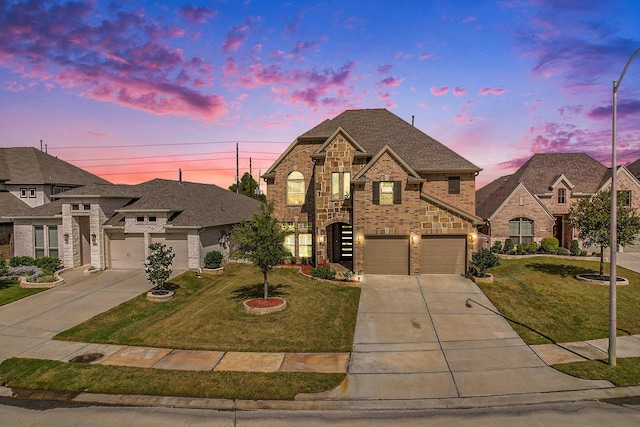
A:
[
  {"left": 419, "top": 53, "right": 432, "bottom": 60},
  {"left": 454, "top": 107, "right": 474, "bottom": 126},
  {"left": 377, "top": 64, "right": 392, "bottom": 75},
  {"left": 430, "top": 86, "right": 449, "bottom": 96},
  {"left": 0, "top": 1, "right": 226, "bottom": 122},
  {"left": 180, "top": 6, "right": 217, "bottom": 24},
  {"left": 291, "top": 36, "right": 327, "bottom": 55},
  {"left": 453, "top": 87, "right": 466, "bottom": 96},
  {"left": 376, "top": 76, "right": 404, "bottom": 89},
  {"left": 463, "top": 16, "right": 477, "bottom": 23},
  {"left": 222, "top": 24, "right": 250, "bottom": 54},
  {"left": 478, "top": 87, "right": 506, "bottom": 96}
]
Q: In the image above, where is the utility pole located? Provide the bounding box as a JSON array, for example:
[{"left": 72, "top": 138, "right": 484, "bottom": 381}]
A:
[
  {"left": 236, "top": 142, "right": 239, "bottom": 194},
  {"left": 249, "top": 157, "right": 253, "bottom": 199}
]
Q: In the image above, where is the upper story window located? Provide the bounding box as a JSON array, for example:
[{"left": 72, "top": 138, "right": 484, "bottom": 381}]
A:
[
  {"left": 331, "top": 172, "right": 351, "bottom": 200},
  {"left": 287, "top": 171, "right": 305, "bottom": 205},
  {"left": 557, "top": 188, "right": 566, "bottom": 204},
  {"left": 20, "top": 188, "right": 36, "bottom": 198},
  {"left": 619, "top": 190, "right": 631, "bottom": 207},
  {"left": 448, "top": 177, "right": 461, "bottom": 195},
  {"left": 83, "top": 204, "right": 91, "bottom": 211},
  {"left": 149, "top": 216, "right": 157, "bottom": 222},
  {"left": 136, "top": 216, "right": 145, "bottom": 223},
  {"left": 71, "top": 204, "right": 80, "bottom": 211},
  {"left": 373, "top": 181, "right": 401, "bottom": 205}
]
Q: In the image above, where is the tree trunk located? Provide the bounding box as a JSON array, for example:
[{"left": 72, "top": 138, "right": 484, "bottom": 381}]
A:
[
  {"left": 599, "top": 245, "right": 604, "bottom": 278},
  {"left": 263, "top": 270, "right": 269, "bottom": 300}
]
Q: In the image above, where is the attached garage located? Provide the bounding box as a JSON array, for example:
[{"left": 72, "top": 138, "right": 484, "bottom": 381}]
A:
[
  {"left": 152, "top": 234, "right": 189, "bottom": 270},
  {"left": 421, "top": 236, "right": 467, "bottom": 275},
  {"left": 363, "top": 236, "right": 409, "bottom": 275},
  {"left": 109, "top": 233, "right": 145, "bottom": 269}
]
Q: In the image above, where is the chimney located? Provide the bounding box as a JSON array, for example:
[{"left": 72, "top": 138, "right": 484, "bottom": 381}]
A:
[{"left": 179, "top": 168, "right": 182, "bottom": 182}]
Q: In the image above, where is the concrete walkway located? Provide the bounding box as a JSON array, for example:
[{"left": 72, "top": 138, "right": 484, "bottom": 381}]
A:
[{"left": 308, "top": 275, "right": 612, "bottom": 400}]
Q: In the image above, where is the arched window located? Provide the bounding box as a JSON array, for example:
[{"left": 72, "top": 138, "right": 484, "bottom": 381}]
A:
[
  {"left": 287, "top": 171, "right": 305, "bottom": 205},
  {"left": 509, "top": 218, "right": 534, "bottom": 244}
]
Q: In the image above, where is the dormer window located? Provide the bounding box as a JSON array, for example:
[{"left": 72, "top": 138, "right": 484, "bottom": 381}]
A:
[
  {"left": 557, "top": 188, "right": 566, "bottom": 204},
  {"left": 373, "top": 181, "right": 401, "bottom": 205},
  {"left": 287, "top": 171, "right": 305, "bottom": 205}
]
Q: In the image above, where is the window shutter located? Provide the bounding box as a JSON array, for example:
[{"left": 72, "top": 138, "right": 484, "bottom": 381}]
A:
[
  {"left": 372, "top": 182, "right": 380, "bottom": 205},
  {"left": 393, "top": 181, "right": 402, "bottom": 204}
]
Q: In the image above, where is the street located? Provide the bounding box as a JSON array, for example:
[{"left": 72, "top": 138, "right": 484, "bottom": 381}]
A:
[{"left": 1, "top": 397, "right": 639, "bottom": 426}]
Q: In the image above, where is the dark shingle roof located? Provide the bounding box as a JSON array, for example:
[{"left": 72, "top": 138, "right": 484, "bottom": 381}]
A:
[
  {"left": 300, "top": 109, "right": 480, "bottom": 172},
  {"left": 476, "top": 153, "right": 608, "bottom": 219},
  {"left": 59, "top": 179, "right": 261, "bottom": 228},
  {"left": 627, "top": 159, "right": 640, "bottom": 179},
  {"left": 0, "top": 192, "right": 32, "bottom": 223},
  {"left": 0, "top": 147, "right": 110, "bottom": 186}
]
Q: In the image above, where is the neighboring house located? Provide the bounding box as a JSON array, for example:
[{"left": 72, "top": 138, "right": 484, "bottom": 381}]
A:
[
  {"left": 263, "top": 108, "right": 483, "bottom": 275},
  {"left": 6, "top": 179, "right": 262, "bottom": 270},
  {"left": 476, "top": 153, "right": 640, "bottom": 248},
  {"left": 0, "top": 147, "right": 110, "bottom": 258}
]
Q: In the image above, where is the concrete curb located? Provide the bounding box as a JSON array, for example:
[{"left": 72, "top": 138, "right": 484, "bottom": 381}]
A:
[{"left": 2, "top": 385, "right": 640, "bottom": 411}]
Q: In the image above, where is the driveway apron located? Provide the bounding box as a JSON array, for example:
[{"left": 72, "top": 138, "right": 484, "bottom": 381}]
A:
[
  {"left": 328, "top": 274, "right": 611, "bottom": 400},
  {"left": 0, "top": 269, "right": 150, "bottom": 362}
]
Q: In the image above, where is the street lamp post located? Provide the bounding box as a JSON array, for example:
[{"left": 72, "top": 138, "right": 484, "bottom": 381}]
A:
[{"left": 610, "top": 47, "right": 640, "bottom": 367}]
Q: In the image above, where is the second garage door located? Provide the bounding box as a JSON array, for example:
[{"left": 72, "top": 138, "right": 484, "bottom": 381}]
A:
[
  {"left": 421, "top": 236, "right": 466, "bottom": 274},
  {"left": 152, "top": 234, "right": 189, "bottom": 270},
  {"left": 109, "top": 233, "right": 145, "bottom": 269},
  {"left": 363, "top": 236, "right": 409, "bottom": 275}
]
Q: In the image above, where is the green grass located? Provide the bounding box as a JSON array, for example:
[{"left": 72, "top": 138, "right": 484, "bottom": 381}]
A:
[
  {"left": 478, "top": 256, "right": 640, "bottom": 386},
  {"left": 0, "top": 358, "right": 344, "bottom": 400},
  {"left": 0, "top": 279, "right": 47, "bottom": 306},
  {"left": 554, "top": 357, "right": 640, "bottom": 387},
  {"left": 55, "top": 263, "right": 361, "bottom": 352},
  {"left": 477, "top": 256, "right": 640, "bottom": 345}
]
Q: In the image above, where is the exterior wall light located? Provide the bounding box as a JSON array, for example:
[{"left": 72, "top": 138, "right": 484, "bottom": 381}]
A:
[
  {"left": 91, "top": 233, "right": 97, "bottom": 245},
  {"left": 63, "top": 233, "right": 69, "bottom": 244}
]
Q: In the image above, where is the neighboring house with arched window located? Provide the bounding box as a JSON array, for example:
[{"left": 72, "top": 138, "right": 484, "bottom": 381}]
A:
[
  {"left": 263, "top": 109, "right": 483, "bottom": 275},
  {"left": 476, "top": 153, "right": 640, "bottom": 249}
]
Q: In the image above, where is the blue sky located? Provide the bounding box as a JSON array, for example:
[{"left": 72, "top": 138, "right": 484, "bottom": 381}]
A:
[{"left": 0, "top": 0, "right": 639, "bottom": 189}]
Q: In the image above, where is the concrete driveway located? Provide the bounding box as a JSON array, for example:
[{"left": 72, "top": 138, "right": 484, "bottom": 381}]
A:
[
  {"left": 322, "top": 274, "right": 612, "bottom": 400},
  {"left": 0, "top": 269, "right": 150, "bottom": 362}
]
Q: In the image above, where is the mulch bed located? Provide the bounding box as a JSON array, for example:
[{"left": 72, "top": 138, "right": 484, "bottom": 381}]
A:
[{"left": 245, "top": 297, "right": 285, "bottom": 308}]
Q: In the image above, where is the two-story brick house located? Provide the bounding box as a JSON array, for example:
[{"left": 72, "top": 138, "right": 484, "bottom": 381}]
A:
[
  {"left": 263, "top": 109, "right": 483, "bottom": 275},
  {"left": 476, "top": 153, "right": 640, "bottom": 248}
]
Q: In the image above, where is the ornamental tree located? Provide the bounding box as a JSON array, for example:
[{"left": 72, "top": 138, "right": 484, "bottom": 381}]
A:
[
  {"left": 144, "top": 242, "right": 175, "bottom": 290},
  {"left": 230, "top": 201, "right": 287, "bottom": 300},
  {"left": 229, "top": 172, "right": 267, "bottom": 202},
  {"left": 569, "top": 190, "right": 640, "bottom": 277}
]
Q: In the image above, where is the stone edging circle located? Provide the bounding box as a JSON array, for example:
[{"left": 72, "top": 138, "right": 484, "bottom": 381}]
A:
[
  {"left": 575, "top": 274, "right": 629, "bottom": 286},
  {"left": 471, "top": 273, "right": 494, "bottom": 284},
  {"left": 146, "top": 290, "right": 175, "bottom": 302},
  {"left": 19, "top": 271, "right": 65, "bottom": 288},
  {"left": 243, "top": 298, "right": 287, "bottom": 315}
]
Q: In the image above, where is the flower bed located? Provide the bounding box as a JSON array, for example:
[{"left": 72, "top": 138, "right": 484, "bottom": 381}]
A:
[{"left": 243, "top": 297, "right": 287, "bottom": 315}]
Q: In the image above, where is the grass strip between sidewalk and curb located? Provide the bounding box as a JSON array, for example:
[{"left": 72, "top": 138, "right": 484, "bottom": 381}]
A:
[
  {"left": 0, "top": 358, "right": 345, "bottom": 400},
  {"left": 553, "top": 357, "right": 640, "bottom": 387},
  {"left": 0, "top": 279, "right": 47, "bottom": 306}
]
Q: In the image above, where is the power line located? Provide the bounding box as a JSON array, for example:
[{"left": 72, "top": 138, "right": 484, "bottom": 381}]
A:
[
  {"left": 68, "top": 150, "right": 281, "bottom": 163},
  {"left": 76, "top": 156, "right": 276, "bottom": 168},
  {"left": 48, "top": 140, "right": 290, "bottom": 150}
]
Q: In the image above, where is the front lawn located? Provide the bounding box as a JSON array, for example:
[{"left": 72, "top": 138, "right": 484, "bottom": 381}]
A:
[
  {"left": 477, "top": 256, "right": 640, "bottom": 345},
  {"left": 0, "top": 358, "right": 344, "bottom": 400},
  {"left": 553, "top": 357, "right": 640, "bottom": 387},
  {"left": 55, "top": 263, "right": 361, "bottom": 352},
  {"left": 0, "top": 278, "right": 47, "bottom": 306}
]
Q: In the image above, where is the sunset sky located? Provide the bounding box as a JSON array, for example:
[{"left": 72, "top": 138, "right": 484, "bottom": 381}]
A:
[{"left": 1, "top": 0, "right": 639, "bottom": 190}]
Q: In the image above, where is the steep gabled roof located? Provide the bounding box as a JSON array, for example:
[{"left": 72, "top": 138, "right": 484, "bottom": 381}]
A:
[
  {"left": 352, "top": 145, "right": 423, "bottom": 183},
  {"left": 627, "top": 159, "right": 640, "bottom": 180},
  {"left": 476, "top": 153, "right": 608, "bottom": 219},
  {"left": 0, "top": 147, "right": 110, "bottom": 186},
  {"left": 266, "top": 109, "right": 480, "bottom": 175}
]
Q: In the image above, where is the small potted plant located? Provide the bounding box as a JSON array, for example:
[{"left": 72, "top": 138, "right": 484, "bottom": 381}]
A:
[{"left": 470, "top": 248, "right": 500, "bottom": 283}]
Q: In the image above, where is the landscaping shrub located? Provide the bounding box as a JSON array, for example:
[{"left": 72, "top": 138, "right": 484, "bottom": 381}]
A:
[
  {"left": 526, "top": 241, "right": 538, "bottom": 254},
  {"left": 491, "top": 240, "right": 503, "bottom": 253},
  {"left": 471, "top": 248, "right": 500, "bottom": 277},
  {"left": 145, "top": 243, "right": 175, "bottom": 290},
  {"left": 310, "top": 266, "right": 336, "bottom": 280},
  {"left": 35, "top": 257, "right": 61, "bottom": 273},
  {"left": 9, "top": 256, "right": 36, "bottom": 267},
  {"left": 516, "top": 243, "right": 526, "bottom": 254},
  {"left": 570, "top": 240, "right": 581, "bottom": 256},
  {"left": 557, "top": 247, "right": 570, "bottom": 255},
  {"left": 6, "top": 265, "right": 42, "bottom": 280},
  {"left": 581, "top": 250, "right": 588, "bottom": 256},
  {"left": 503, "top": 239, "right": 514, "bottom": 254},
  {"left": 540, "top": 237, "right": 559, "bottom": 253},
  {"left": 204, "top": 250, "right": 223, "bottom": 269},
  {"left": 0, "top": 259, "right": 6, "bottom": 276}
]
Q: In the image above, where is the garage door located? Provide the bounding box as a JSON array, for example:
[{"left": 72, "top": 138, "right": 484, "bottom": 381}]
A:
[
  {"left": 152, "top": 234, "right": 189, "bottom": 270},
  {"left": 109, "top": 233, "right": 145, "bottom": 269},
  {"left": 363, "top": 236, "right": 409, "bottom": 275},
  {"left": 421, "top": 236, "right": 466, "bottom": 274}
]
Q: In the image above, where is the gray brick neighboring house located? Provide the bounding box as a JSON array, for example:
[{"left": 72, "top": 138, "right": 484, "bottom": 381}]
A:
[
  {"left": 476, "top": 153, "right": 640, "bottom": 249},
  {"left": 263, "top": 108, "right": 483, "bottom": 275},
  {"left": 0, "top": 147, "right": 109, "bottom": 259},
  {"left": 7, "top": 179, "right": 262, "bottom": 271}
]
